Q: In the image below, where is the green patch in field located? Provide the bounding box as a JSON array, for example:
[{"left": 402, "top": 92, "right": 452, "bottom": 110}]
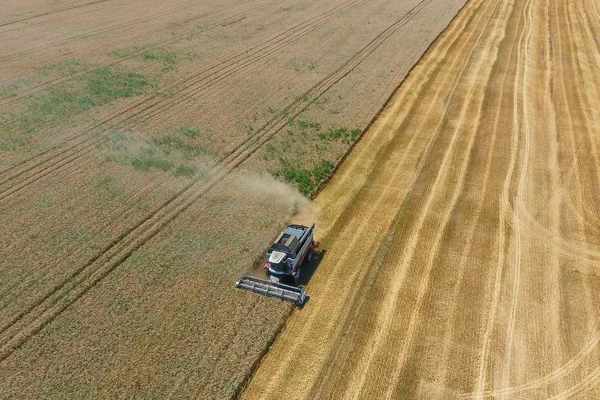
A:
[
  {"left": 110, "top": 45, "right": 183, "bottom": 72},
  {"left": 180, "top": 125, "right": 198, "bottom": 137},
  {"left": 153, "top": 135, "right": 209, "bottom": 158},
  {"left": 4, "top": 63, "right": 150, "bottom": 137},
  {"left": 0, "top": 76, "right": 39, "bottom": 99},
  {"left": 295, "top": 119, "right": 321, "bottom": 130},
  {"left": 313, "top": 96, "right": 330, "bottom": 110},
  {"left": 94, "top": 175, "right": 126, "bottom": 200},
  {"left": 174, "top": 164, "right": 197, "bottom": 177},
  {"left": 0, "top": 136, "right": 31, "bottom": 151},
  {"left": 317, "top": 126, "right": 361, "bottom": 144},
  {"left": 224, "top": 378, "right": 238, "bottom": 396},
  {"left": 274, "top": 157, "right": 333, "bottom": 196},
  {"left": 110, "top": 295, "right": 130, "bottom": 316},
  {"left": 103, "top": 131, "right": 208, "bottom": 178},
  {"left": 285, "top": 56, "right": 317, "bottom": 72},
  {"left": 298, "top": 94, "right": 310, "bottom": 102},
  {"left": 259, "top": 143, "right": 276, "bottom": 161},
  {"left": 86, "top": 68, "right": 149, "bottom": 100},
  {"left": 140, "top": 48, "right": 179, "bottom": 71},
  {"left": 130, "top": 147, "right": 174, "bottom": 172},
  {"left": 30, "top": 194, "right": 51, "bottom": 210},
  {"left": 329, "top": 104, "right": 343, "bottom": 114}
]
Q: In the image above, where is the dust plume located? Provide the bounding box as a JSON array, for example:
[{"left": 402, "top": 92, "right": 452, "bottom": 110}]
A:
[{"left": 233, "top": 172, "right": 322, "bottom": 241}]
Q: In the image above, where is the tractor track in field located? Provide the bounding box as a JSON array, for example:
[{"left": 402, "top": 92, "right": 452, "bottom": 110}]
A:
[
  {"left": 0, "top": 0, "right": 368, "bottom": 201},
  {"left": 0, "top": 0, "right": 430, "bottom": 205},
  {"left": 0, "top": 0, "right": 435, "bottom": 361},
  {"left": 0, "top": 1, "right": 215, "bottom": 63},
  {"left": 0, "top": 0, "right": 313, "bottom": 330},
  {"left": 0, "top": 0, "right": 286, "bottom": 99},
  {"left": 0, "top": 0, "right": 115, "bottom": 29}
]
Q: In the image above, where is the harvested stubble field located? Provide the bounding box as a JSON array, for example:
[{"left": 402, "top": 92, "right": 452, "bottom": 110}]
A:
[
  {"left": 0, "top": 0, "right": 467, "bottom": 398},
  {"left": 243, "top": 0, "right": 600, "bottom": 398}
]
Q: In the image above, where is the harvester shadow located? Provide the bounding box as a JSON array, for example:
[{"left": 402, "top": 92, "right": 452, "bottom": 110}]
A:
[{"left": 298, "top": 248, "right": 326, "bottom": 286}]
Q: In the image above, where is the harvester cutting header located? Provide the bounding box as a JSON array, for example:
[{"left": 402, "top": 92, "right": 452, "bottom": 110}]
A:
[{"left": 236, "top": 223, "right": 315, "bottom": 306}]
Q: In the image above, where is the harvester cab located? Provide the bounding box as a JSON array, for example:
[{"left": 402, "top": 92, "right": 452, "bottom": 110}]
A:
[{"left": 236, "top": 223, "right": 315, "bottom": 306}]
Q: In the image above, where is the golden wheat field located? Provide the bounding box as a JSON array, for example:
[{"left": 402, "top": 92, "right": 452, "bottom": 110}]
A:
[{"left": 243, "top": 0, "right": 600, "bottom": 398}]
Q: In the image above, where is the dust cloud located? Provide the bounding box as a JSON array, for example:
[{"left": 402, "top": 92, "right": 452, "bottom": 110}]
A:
[{"left": 233, "top": 172, "right": 322, "bottom": 241}]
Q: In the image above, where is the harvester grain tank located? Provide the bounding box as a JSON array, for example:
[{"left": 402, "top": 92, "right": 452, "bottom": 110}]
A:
[{"left": 236, "top": 223, "right": 315, "bottom": 306}]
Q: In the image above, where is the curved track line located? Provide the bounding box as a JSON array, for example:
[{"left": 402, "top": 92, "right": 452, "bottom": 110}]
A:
[
  {"left": 472, "top": 0, "right": 529, "bottom": 393},
  {"left": 499, "top": 0, "right": 535, "bottom": 390},
  {"left": 466, "top": 0, "right": 600, "bottom": 397}
]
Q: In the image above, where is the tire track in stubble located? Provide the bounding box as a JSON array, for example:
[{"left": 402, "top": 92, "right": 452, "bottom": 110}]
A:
[
  {"left": 500, "top": 0, "right": 600, "bottom": 267},
  {"left": 563, "top": 0, "right": 600, "bottom": 233},
  {"left": 498, "top": 0, "right": 535, "bottom": 390},
  {"left": 466, "top": 0, "right": 600, "bottom": 397},
  {"left": 328, "top": 0, "right": 507, "bottom": 396},
  {"left": 471, "top": 0, "right": 529, "bottom": 393},
  {"left": 346, "top": 2, "right": 506, "bottom": 397},
  {"left": 429, "top": 0, "right": 517, "bottom": 389},
  {"left": 504, "top": 0, "right": 600, "bottom": 265},
  {"left": 536, "top": 0, "right": 568, "bottom": 392},
  {"left": 448, "top": 3, "right": 519, "bottom": 396},
  {"left": 0, "top": 0, "right": 436, "bottom": 362},
  {"left": 504, "top": 0, "right": 600, "bottom": 268},
  {"left": 469, "top": 0, "right": 580, "bottom": 396},
  {"left": 504, "top": 0, "right": 600, "bottom": 395}
]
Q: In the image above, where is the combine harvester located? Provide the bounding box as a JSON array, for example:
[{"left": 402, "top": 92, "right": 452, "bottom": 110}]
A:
[{"left": 236, "top": 223, "right": 315, "bottom": 306}]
